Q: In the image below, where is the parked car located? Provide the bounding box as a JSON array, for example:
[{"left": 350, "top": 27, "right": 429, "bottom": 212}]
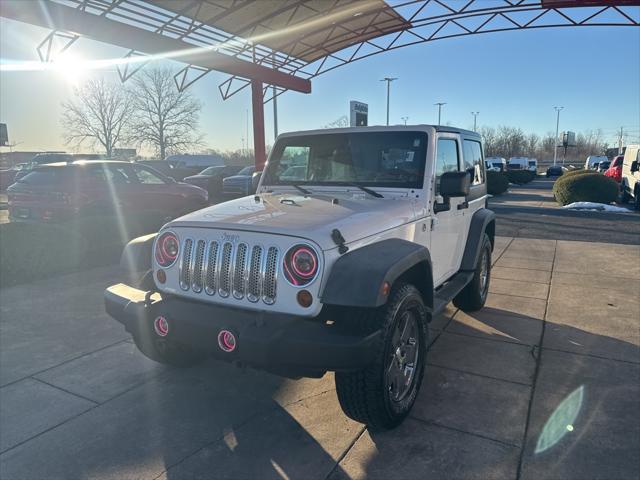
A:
[
  {"left": 13, "top": 153, "right": 104, "bottom": 182},
  {"left": 507, "top": 157, "right": 529, "bottom": 170},
  {"left": 105, "top": 124, "right": 495, "bottom": 430},
  {"left": 604, "top": 155, "right": 624, "bottom": 183},
  {"left": 585, "top": 155, "right": 608, "bottom": 170},
  {"left": 619, "top": 145, "right": 640, "bottom": 209},
  {"left": 485, "top": 156, "right": 507, "bottom": 171},
  {"left": 7, "top": 160, "right": 207, "bottom": 222},
  {"left": 222, "top": 165, "right": 257, "bottom": 197},
  {"left": 0, "top": 163, "right": 28, "bottom": 191},
  {"left": 183, "top": 165, "right": 244, "bottom": 200},
  {"left": 546, "top": 165, "right": 564, "bottom": 178},
  {"left": 596, "top": 160, "right": 611, "bottom": 173},
  {"left": 484, "top": 161, "right": 500, "bottom": 172}
]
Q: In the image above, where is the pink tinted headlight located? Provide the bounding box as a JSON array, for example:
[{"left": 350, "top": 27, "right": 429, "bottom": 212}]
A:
[
  {"left": 155, "top": 232, "right": 180, "bottom": 267},
  {"left": 283, "top": 244, "right": 319, "bottom": 287}
]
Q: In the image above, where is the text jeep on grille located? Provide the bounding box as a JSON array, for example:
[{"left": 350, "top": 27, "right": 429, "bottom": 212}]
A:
[{"left": 105, "top": 125, "right": 496, "bottom": 429}]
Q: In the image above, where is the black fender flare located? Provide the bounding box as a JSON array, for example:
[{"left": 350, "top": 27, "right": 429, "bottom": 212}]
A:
[
  {"left": 460, "top": 208, "right": 496, "bottom": 271},
  {"left": 320, "top": 239, "right": 433, "bottom": 309},
  {"left": 120, "top": 233, "right": 157, "bottom": 283}
]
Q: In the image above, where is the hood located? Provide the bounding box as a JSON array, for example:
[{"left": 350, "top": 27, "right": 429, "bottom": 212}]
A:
[{"left": 169, "top": 192, "right": 417, "bottom": 250}]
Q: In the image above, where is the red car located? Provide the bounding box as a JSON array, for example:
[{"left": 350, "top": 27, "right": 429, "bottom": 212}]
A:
[
  {"left": 7, "top": 161, "right": 207, "bottom": 222},
  {"left": 604, "top": 155, "right": 624, "bottom": 183}
]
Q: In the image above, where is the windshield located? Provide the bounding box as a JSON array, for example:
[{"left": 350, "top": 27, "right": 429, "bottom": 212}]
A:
[
  {"left": 200, "top": 166, "right": 222, "bottom": 175},
  {"left": 237, "top": 166, "right": 255, "bottom": 176},
  {"left": 264, "top": 132, "right": 428, "bottom": 189}
]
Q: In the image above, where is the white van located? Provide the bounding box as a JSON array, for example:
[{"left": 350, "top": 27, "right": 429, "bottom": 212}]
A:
[
  {"left": 584, "top": 155, "right": 608, "bottom": 170},
  {"left": 620, "top": 145, "right": 640, "bottom": 210},
  {"left": 485, "top": 156, "right": 507, "bottom": 172},
  {"left": 508, "top": 157, "right": 529, "bottom": 170},
  {"left": 527, "top": 158, "right": 538, "bottom": 173}
]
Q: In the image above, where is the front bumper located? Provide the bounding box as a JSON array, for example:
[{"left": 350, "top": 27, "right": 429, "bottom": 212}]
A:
[{"left": 104, "top": 283, "right": 381, "bottom": 376}]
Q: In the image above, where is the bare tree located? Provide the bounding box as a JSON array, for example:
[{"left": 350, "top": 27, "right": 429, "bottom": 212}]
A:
[
  {"left": 61, "top": 79, "right": 134, "bottom": 157},
  {"left": 130, "top": 67, "right": 203, "bottom": 160},
  {"left": 324, "top": 115, "right": 349, "bottom": 129}
]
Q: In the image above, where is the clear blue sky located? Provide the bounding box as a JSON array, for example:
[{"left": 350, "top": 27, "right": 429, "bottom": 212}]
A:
[{"left": 1, "top": 14, "right": 639, "bottom": 155}]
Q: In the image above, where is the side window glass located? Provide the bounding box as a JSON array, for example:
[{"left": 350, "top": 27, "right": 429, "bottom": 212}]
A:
[
  {"left": 435, "top": 139, "right": 460, "bottom": 193},
  {"left": 135, "top": 166, "right": 165, "bottom": 184},
  {"left": 463, "top": 140, "right": 485, "bottom": 185},
  {"left": 106, "top": 165, "right": 135, "bottom": 184}
]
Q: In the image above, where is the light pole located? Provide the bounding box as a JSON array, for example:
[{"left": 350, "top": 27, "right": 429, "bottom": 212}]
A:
[
  {"left": 471, "top": 111, "right": 479, "bottom": 131},
  {"left": 434, "top": 102, "right": 446, "bottom": 125},
  {"left": 380, "top": 77, "right": 398, "bottom": 126},
  {"left": 553, "top": 106, "right": 563, "bottom": 166},
  {"left": 401, "top": 116, "right": 409, "bottom": 125}
]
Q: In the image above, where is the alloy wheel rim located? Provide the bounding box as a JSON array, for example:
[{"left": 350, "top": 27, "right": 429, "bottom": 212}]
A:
[{"left": 386, "top": 310, "right": 420, "bottom": 403}]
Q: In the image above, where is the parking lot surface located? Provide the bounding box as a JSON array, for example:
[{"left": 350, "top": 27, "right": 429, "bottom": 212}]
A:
[
  {"left": 2, "top": 180, "right": 640, "bottom": 479},
  {"left": 490, "top": 179, "right": 640, "bottom": 245},
  {"left": 1, "top": 229, "right": 638, "bottom": 479}
]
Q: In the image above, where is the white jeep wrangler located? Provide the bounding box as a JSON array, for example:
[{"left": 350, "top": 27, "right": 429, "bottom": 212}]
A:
[{"left": 105, "top": 125, "right": 495, "bottom": 430}]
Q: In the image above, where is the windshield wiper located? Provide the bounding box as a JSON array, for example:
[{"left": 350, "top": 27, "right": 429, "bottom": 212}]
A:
[
  {"left": 347, "top": 183, "right": 384, "bottom": 198},
  {"left": 291, "top": 184, "right": 312, "bottom": 195}
]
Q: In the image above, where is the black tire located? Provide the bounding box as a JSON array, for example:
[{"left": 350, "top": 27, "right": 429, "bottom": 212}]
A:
[
  {"left": 618, "top": 183, "right": 631, "bottom": 204},
  {"left": 335, "top": 283, "right": 428, "bottom": 430},
  {"left": 453, "top": 233, "right": 492, "bottom": 312},
  {"left": 133, "top": 321, "right": 206, "bottom": 368}
]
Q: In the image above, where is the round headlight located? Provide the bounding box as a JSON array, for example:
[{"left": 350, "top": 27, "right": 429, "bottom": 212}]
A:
[
  {"left": 283, "top": 244, "right": 319, "bottom": 287},
  {"left": 155, "top": 231, "right": 180, "bottom": 267}
]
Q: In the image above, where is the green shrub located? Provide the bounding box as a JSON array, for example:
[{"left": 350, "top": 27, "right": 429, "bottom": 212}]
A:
[
  {"left": 0, "top": 212, "right": 166, "bottom": 288},
  {"left": 552, "top": 172, "right": 619, "bottom": 206},
  {"left": 487, "top": 171, "right": 509, "bottom": 195},
  {"left": 505, "top": 170, "right": 535, "bottom": 184}
]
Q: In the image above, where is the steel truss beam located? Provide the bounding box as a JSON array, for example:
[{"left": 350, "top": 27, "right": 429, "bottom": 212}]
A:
[{"left": 219, "top": 0, "right": 640, "bottom": 103}]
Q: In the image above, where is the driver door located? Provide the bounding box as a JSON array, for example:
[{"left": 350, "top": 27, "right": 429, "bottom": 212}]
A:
[{"left": 430, "top": 135, "right": 467, "bottom": 286}]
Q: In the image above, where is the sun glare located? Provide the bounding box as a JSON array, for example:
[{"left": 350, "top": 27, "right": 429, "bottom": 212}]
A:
[{"left": 52, "top": 54, "right": 87, "bottom": 85}]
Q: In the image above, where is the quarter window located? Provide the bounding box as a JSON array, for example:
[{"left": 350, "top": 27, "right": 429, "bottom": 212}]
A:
[
  {"left": 435, "top": 139, "right": 460, "bottom": 193},
  {"left": 463, "top": 140, "right": 485, "bottom": 185}
]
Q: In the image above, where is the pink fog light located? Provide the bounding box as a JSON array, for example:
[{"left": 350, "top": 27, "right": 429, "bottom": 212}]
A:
[
  {"left": 154, "top": 316, "right": 169, "bottom": 337},
  {"left": 218, "top": 330, "right": 237, "bottom": 353}
]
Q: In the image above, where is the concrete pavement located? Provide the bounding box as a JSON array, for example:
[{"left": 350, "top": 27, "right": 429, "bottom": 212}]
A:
[{"left": 1, "top": 235, "right": 638, "bottom": 480}]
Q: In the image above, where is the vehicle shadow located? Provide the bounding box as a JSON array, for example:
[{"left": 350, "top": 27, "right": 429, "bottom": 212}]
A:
[{"left": 339, "top": 307, "right": 639, "bottom": 480}]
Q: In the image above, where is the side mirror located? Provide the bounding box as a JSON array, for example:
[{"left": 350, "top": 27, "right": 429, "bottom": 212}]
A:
[
  {"left": 434, "top": 171, "right": 471, "bottom": 213},
  {"left": 631, "top": 160, "right": 639, "bottom": 173},
  {"left": 440, "top": 171, "right": 470, "bottom": 197}
]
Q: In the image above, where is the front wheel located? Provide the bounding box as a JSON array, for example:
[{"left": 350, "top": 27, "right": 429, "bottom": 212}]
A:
[
  {"left": 335, "top": 283, "right": 428, "bottom": 430},
  {"left": 453, "top": 233, "right": 492, "bottom": 312}
]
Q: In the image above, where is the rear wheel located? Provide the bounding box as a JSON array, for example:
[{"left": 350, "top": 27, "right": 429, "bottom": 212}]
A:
[
  {"left": 335, "top": 283, "right": 428, "bottom": 430},
  {"left": 453, "top": 234, "right": 492, "bottom": 312}
]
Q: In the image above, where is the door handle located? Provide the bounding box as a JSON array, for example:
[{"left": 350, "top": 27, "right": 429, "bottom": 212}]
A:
[{"left": 457, "top": 200, "right": 469, "bottom": 210}]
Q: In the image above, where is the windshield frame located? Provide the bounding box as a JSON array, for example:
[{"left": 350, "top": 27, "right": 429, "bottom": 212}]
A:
[{"left": 262, "top": 130, "right": 429, "bottom": 190}]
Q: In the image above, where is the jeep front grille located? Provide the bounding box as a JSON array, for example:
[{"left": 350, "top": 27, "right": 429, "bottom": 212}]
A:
[{"left": 178, "top": 238, "right": 279, "bottom": 305}]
